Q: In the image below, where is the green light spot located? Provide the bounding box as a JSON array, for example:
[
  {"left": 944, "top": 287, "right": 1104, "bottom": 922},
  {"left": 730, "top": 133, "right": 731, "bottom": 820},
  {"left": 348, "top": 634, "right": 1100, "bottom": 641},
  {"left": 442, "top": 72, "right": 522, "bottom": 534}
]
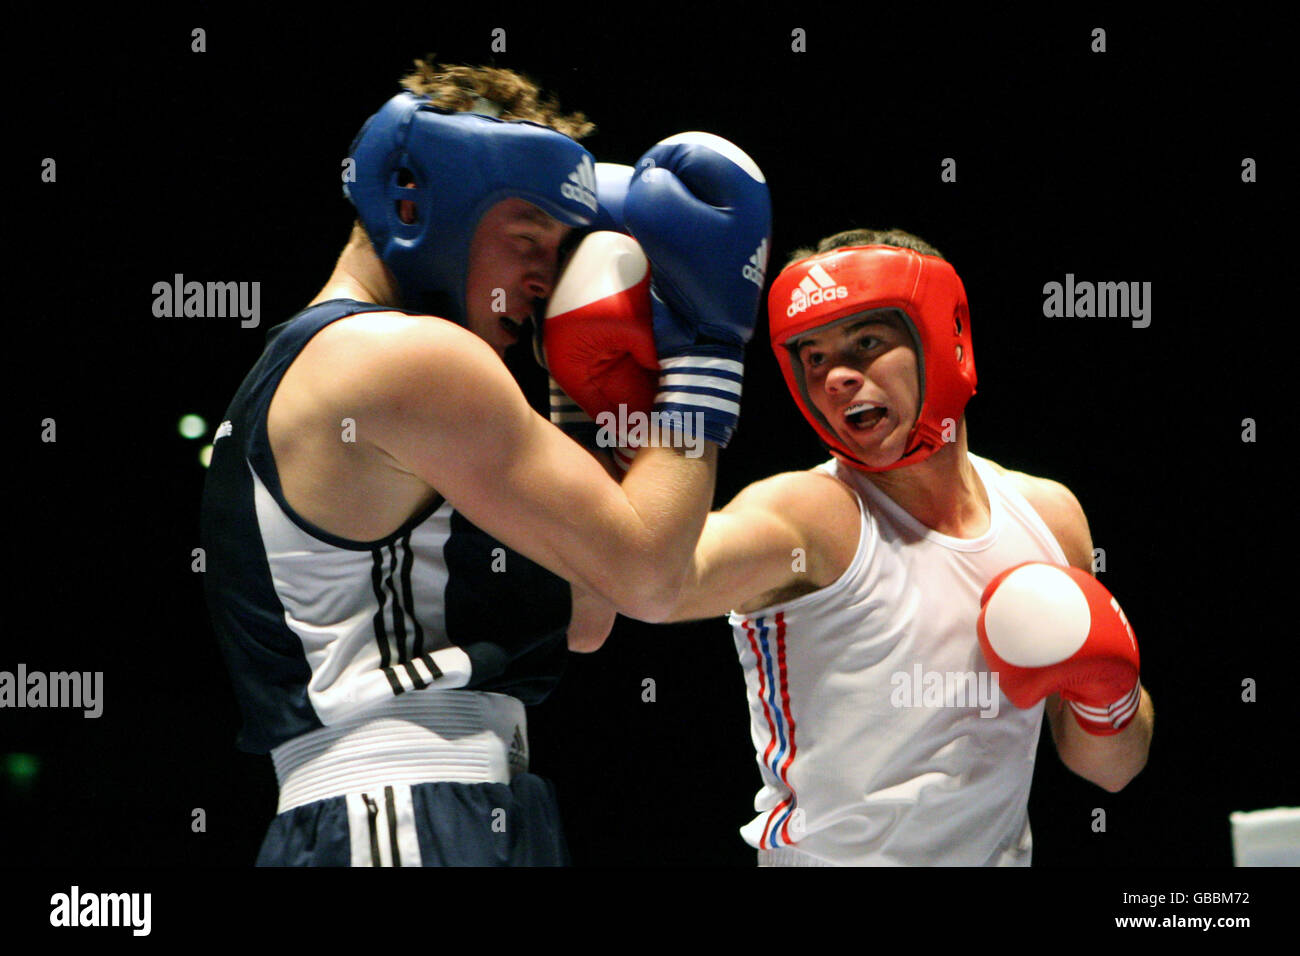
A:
[
  {"left": 199, "top": 444, "right": 214, "bottom": 468},
  {"left": 178, "top": 414, "right": 207, "bottom": 439},
  {"left": 4, "top": 753, "right": 39, "bottom": 782}
]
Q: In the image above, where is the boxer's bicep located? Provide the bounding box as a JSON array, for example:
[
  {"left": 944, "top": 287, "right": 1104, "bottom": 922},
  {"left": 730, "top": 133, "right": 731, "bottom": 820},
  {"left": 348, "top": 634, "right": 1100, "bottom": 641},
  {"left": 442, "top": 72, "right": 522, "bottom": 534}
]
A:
[
  {"left": 362, "top": 322, "right": 652, "bottom": 598},
  {"left": 659, "top": 507, "right": 804, "bottom": 622},
  {"left": 660, "top": 474, "right": 833, "bottom": 623}
]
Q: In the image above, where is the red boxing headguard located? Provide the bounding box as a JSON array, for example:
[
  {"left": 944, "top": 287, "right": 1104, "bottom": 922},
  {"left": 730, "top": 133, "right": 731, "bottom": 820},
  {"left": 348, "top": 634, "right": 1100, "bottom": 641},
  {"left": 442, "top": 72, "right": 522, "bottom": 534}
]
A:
[{"left": 768, "top": 245, "right": 976, "bottom": 472}]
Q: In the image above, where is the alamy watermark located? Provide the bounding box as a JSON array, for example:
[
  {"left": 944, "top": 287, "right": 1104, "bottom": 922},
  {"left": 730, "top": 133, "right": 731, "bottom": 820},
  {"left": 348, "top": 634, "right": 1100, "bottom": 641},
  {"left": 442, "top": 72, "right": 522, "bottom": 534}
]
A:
[
  {"left": 890, "top": 665, "right": 999, "bottom": 717},
  {"left": 152, "top": 274, "right": 261, "bottom": 328},
  {"left": 50, "top": 886, "right": 150, "bottom": 936},
  {"left": 1042, "top": 274, "right": 1151, "bottom": 328},
  {"left": 594, "top": 405, "right": 705, "bottom": 459},
  {"left": 0, "top": 664, "right": 102, "bottom": 718}
]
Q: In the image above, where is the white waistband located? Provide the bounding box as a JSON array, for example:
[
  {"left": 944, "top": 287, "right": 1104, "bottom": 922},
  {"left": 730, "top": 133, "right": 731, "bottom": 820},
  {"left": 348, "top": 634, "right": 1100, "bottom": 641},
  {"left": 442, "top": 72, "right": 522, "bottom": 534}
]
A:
[
  {"left": 271, "top": 692, "right": 527, "bottom": 813},
  {"left": 757, "top": 847, "right": 835, "bottom": 867}
]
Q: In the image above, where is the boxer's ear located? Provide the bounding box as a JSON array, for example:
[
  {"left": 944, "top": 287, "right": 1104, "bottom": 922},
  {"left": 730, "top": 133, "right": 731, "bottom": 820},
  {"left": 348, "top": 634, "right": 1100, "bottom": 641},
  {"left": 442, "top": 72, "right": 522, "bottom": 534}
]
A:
[{"left": 396, "top": 168, "right": 419, "bottom": 224}]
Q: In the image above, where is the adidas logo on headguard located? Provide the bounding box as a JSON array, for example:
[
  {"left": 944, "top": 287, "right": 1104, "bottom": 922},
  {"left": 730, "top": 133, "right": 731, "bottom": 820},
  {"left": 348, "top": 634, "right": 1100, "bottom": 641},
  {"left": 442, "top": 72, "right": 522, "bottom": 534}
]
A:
[
  {"left": 561, "top": 155, "right": 598, "bottom": 212},
  {"left": 743, "top": 238, "right": 769, "bottom": 287},
  {"left": 787, "top": 263, "right": 848, "bottom": 317}
]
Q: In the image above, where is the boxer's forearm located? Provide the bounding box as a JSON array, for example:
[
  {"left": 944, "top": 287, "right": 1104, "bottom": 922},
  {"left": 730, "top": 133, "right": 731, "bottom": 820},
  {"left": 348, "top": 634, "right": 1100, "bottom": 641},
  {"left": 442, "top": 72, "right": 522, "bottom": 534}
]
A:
[{"left": 1050, "top": 687, "right": 1154, "bottom": 792}]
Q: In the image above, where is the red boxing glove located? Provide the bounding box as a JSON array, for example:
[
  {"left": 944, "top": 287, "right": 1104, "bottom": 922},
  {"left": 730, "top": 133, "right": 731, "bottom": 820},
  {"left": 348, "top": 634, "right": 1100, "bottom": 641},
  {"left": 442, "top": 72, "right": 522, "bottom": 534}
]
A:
[
  {"left": 543, "top": 231, "right": 658, "bottom": 426},
  {"left": 977, "top": 562, "right": 1141, "bottom": 736}
]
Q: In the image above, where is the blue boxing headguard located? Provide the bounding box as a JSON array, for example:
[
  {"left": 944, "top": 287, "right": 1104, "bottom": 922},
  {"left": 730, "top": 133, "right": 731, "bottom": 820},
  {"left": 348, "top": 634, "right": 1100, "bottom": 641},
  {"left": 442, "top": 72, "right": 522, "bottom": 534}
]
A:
[{"left": 344, "top": 91, "right": 598, "bottom": 323}]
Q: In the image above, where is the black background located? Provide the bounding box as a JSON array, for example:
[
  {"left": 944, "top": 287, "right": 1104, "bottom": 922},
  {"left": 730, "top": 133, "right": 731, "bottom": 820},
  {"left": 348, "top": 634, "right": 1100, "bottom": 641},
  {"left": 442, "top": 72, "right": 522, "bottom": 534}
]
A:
[{"left": 2, "top": 0, "right": 1290, "bottom": 911}]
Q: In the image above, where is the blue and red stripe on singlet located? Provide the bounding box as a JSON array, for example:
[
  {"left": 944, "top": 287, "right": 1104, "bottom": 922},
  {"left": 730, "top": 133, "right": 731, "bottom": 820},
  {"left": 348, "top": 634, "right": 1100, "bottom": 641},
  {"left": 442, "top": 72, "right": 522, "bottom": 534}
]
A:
[{"left": 741, "top": 611, "right": 799, "bottom": 849}]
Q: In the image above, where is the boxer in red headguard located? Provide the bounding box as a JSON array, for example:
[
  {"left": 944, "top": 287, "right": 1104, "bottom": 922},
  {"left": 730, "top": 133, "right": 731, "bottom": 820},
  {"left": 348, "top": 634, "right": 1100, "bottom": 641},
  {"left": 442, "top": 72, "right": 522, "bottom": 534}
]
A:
[{"left": 551, "top": 227, "right": 1154, "bottom": 866}]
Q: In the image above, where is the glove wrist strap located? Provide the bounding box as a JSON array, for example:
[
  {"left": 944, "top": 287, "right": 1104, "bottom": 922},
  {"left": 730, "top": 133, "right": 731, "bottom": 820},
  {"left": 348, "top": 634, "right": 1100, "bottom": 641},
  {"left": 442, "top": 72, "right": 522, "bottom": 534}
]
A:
[
  {"left": 1066, "top": 681, "right": 1142, "bottom": 736},
  {"left": 654, "top": 351, "right": 744, "bottom": 447},
  {"left": 548, "top": 377, "right": 600, "bottom": 449}
]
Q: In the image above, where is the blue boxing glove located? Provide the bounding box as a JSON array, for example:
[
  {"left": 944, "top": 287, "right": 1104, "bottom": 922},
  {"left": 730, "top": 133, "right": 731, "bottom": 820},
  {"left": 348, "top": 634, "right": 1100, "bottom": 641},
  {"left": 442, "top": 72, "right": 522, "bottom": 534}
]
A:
[{"left": 623, "top": 133, "right": 771, "bottom": 447}]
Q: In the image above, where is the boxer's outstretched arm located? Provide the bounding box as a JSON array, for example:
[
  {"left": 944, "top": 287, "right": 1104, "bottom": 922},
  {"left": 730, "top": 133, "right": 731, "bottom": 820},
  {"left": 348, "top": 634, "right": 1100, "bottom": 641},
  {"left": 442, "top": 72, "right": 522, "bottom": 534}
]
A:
[
  {"left": 652, "top": 471, "right": 859, "bottom": 623},
  {"left": 359, "top": 317, "right": 715, "bottom": 622}
]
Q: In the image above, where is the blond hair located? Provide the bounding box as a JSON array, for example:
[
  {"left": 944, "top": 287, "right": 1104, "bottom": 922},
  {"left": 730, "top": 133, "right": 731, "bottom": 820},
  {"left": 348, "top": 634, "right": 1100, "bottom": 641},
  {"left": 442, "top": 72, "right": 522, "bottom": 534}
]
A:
[{"left": 400, "top": 60, "right": 595, "bottom": 140}]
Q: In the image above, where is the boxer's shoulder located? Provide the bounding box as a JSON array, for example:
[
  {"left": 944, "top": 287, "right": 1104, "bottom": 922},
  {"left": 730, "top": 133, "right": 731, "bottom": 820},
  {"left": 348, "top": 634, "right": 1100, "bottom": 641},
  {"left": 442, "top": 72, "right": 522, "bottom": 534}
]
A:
[
  {"left": 280, "top": 309, "right": 513, "bottom": 429},
  {"left": 727, "top": 468, "right": 859, "bottom": 527},
  {"left": 266, "top": 311, "right": 498, "bottom": 542},
  {"left": 725, "top": 467, "right": 861, "bottom": 574},
  {"left": 984, "top": 458, "right": 1092, "bottom": 571},
  {"left": 292, "top": 309, "right": 480, "bottom": 392}
]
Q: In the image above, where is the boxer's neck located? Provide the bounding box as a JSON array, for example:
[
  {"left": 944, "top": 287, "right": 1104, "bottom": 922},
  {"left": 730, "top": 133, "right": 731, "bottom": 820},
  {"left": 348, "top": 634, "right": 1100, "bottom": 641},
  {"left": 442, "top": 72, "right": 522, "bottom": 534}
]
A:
[
  {"left": 309, "top": 223, "right": 402, "bottom": 308},
  {"left": 862, "top": 417, "right": 990, "bottom": 537}
]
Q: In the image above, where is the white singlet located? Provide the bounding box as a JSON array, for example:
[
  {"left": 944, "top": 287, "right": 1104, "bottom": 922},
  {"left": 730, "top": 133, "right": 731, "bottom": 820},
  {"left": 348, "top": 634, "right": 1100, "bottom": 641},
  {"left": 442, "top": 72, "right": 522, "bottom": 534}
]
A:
[{"left": 728, "top": 454, "right": 1068, "bottom": 866}]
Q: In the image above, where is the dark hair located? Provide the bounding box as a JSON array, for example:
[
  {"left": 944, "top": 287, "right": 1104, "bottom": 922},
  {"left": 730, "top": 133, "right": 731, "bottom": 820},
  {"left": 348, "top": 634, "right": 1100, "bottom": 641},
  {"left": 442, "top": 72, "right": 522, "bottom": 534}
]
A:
[{"left": 785, "top": 227, "right": 945, "bottom": 266}]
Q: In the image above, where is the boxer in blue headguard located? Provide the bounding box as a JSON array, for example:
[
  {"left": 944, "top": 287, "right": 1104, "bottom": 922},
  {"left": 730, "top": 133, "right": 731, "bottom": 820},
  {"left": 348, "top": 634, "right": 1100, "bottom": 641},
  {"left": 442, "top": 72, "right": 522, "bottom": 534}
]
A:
[{"left": 200, "top": 61, "right": 771, "bottom": 866}]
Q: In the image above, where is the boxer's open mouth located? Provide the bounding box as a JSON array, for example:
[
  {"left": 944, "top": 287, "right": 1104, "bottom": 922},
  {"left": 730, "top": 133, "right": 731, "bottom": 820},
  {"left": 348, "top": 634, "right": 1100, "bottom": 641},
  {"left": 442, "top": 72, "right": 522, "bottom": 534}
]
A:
[{"left": 846, "top": 402, "right": 887, "bottom": 430}]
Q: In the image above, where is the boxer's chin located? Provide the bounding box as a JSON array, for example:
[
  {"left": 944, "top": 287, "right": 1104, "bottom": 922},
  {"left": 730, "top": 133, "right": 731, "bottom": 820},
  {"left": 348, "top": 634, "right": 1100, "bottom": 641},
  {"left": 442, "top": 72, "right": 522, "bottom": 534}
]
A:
[{"left": 839, "top": 417, "right": 906, "bottom": 469}]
